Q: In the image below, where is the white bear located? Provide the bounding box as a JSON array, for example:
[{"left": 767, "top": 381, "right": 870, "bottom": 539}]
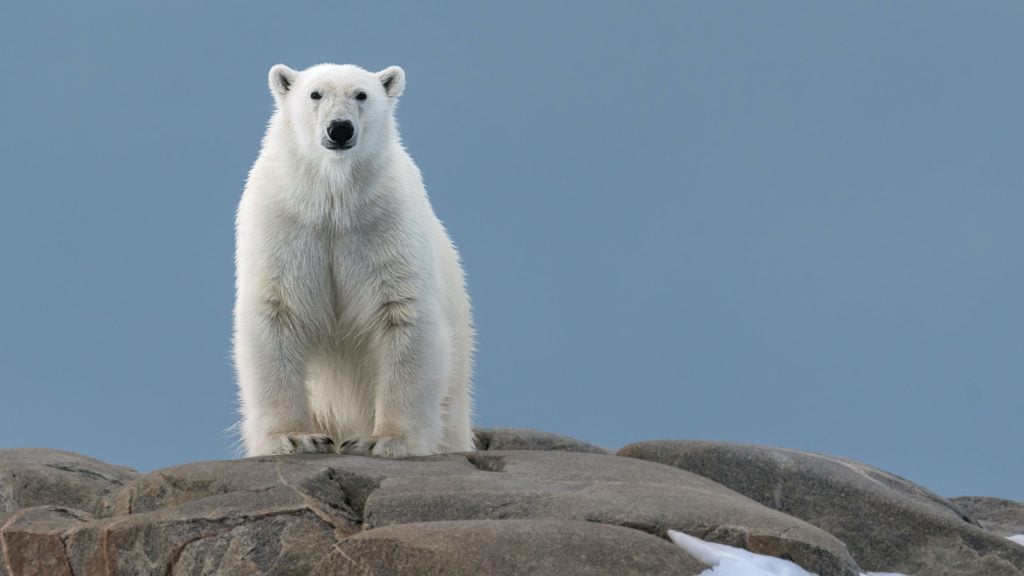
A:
[{"left": 233, "top": 63, "right": 475, "bottom": 458}]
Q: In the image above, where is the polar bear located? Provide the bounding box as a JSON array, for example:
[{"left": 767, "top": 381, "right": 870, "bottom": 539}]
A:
[{"left": 233, "top": 63, "right": 474, "bottom": 458}]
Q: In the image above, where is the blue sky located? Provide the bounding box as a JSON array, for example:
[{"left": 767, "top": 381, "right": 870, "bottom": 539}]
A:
[{"left": 1, "top": 2, "right": 1021, "bottom": 501}]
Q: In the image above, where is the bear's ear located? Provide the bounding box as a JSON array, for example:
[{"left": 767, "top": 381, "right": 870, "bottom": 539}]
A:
[
  {"left": 269, "top": 64, "right": 298, "bottom": 99},
  {"left": 378, "top": 66, "right": 405, "bottom": 99}
]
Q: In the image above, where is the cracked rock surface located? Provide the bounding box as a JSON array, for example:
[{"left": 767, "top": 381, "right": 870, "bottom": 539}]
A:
[
  {"left": 619, "top": 440, "right": 1024, "bottom": 576},
  {"left": 0, "top": 448, "right": 137, "bottom": 520},
  {"left": 1, "top": 430, "right": 1021, "bottom": 575}
]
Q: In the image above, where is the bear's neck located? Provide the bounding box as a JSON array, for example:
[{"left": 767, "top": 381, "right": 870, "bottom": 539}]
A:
[
  {"left": 292, "top": 140, "right": 397, "bottom": 198},
  {"left": 273, "top": 141, "right": 406, "bottom": 229}
]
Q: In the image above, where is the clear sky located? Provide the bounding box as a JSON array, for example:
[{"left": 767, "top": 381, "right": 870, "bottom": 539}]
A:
[{"left": 1, "top": 2, "right": 1021, "bottom": 501}]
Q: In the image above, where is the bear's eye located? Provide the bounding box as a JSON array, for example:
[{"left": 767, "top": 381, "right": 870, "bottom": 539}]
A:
[
  {"left": 355, "top": 91, "right": 367, "bottom": 101},
  {"left": 310, "top": 91, "right": 322, "bottom": 101}
]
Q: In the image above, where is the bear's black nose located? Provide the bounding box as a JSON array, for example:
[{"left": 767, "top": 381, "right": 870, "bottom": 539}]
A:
[{"left": 326, "top": 120, "right": 355, "bottom": 148}]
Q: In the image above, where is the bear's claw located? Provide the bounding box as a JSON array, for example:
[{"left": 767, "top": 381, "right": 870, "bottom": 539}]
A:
[
  {"left": 338, "top": 435, "right": 414, "bottom": 459},
  {"left": 272, "top": 433, "right": 336, "bottom": 455}
]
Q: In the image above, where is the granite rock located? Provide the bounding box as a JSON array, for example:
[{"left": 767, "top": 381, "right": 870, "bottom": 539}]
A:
[
  {"left": 3, "top": 434, "right": 1022, "bottom": 575},
  {"left": 0, "top": 448, "right": 137, "bottom": 518},
  {"left": 363, "top": 450, "right": 860, "bottom": 576},
  {"left": 0, "top": 448, "right": 859, "bottom": 575},
  {"left": 474, "top": 427, "right": 610, "bottom": 454},
  {"left": 619, "top": 440, "right": 1024, "bottom": 576},
  {"left": 952, "top": 496, "right": 1024, "bottom": 538},
  {"left": 333, "top": 520, "right": 707, "bottom": 575}
]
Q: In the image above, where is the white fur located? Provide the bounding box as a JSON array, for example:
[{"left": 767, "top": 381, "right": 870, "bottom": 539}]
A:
[{"left": 234, "top": 63, "right": 474, "bottom": 458}]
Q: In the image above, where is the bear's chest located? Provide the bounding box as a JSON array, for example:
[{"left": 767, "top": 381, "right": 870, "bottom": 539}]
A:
[
  {"left": 310, "top": 218, "right": 414, "bottom": 333},
  {"left": 263, "top": 185, "right": 420, "bottom": 337}
]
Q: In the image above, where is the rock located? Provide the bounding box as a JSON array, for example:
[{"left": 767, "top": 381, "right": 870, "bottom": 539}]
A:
[
  {"left": 0, "top": 506, "right": 91, "bottom": 576},
  {"left": 0, "top": 448, "right": 138, "bottom": 518},
  {"left": 333, "top": 520, "right": 707, "bottom": 575},
  {"left": 474, "top": 427, "right": 610, "bottom": 454},
  {"left": 952, "top": 496, "right": 1024, "bottom": 537},
  {"left": 0, "top": 448, "right": 860, "bottom": 575},
  {"left": 55, "top": 457, "right": 370, "bottom": 575},
  {"left": 364, "top": 450, "right": 860, "bottom": 576},
  {"left": 62, "top": 488, "right": 347, "bottom": 575},
  {"left": 5, "top": 434, "right": 1020, "bottom": 575},
  {"left": 106, "top": 450, "right": 861, "bottom": 574},
  {"left": 111, "top": 456, "right": 365, "bottom": 520},
  {"left": 619, "top": 440, "right": 1024, "bottom": 576}
]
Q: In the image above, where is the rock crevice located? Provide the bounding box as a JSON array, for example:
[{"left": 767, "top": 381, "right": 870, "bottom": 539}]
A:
[{"left": 0, "top": 429, "right": 1021, "bottom": 576}]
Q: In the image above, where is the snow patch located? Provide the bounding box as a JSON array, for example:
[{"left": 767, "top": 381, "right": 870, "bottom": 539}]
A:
[
  {"left": 1009, "top": 534, "right": 1024, "bottom": 546},
  {"left": 668, "top": 529, "right": 911, "bottom": 576}
]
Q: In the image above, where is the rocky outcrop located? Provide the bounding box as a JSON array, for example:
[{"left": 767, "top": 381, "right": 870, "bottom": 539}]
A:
[
  {"left": 618, "top": 440, "right": 1024, "bottom": 576},
  {"left": 0, "top": 449, "right": 137, "bottom": 519},
  {"left": 333, "top": 520, "right": 705, "bottom": 575},
  {"left": 1, "top": 430, "right": 1021, "bottom": 575},
  {"left": 952, "top": 497, "right": 1024, "bottom": 538},
  {"left": 474, "top": 427, "right": 610, "bottom": 454}
]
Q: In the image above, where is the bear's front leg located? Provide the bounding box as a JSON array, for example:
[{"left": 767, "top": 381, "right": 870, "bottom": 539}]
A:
[
  {"left": 235, "top": 301, "right": 335, "bottom": 457},
  {"left": 339, "top": 300, "right": 446, "bottom": 458}
]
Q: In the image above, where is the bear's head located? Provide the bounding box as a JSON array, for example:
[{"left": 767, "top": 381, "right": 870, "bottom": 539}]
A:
[{"left": 268, "top": 63, "right": 405, "bottom": 163}]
